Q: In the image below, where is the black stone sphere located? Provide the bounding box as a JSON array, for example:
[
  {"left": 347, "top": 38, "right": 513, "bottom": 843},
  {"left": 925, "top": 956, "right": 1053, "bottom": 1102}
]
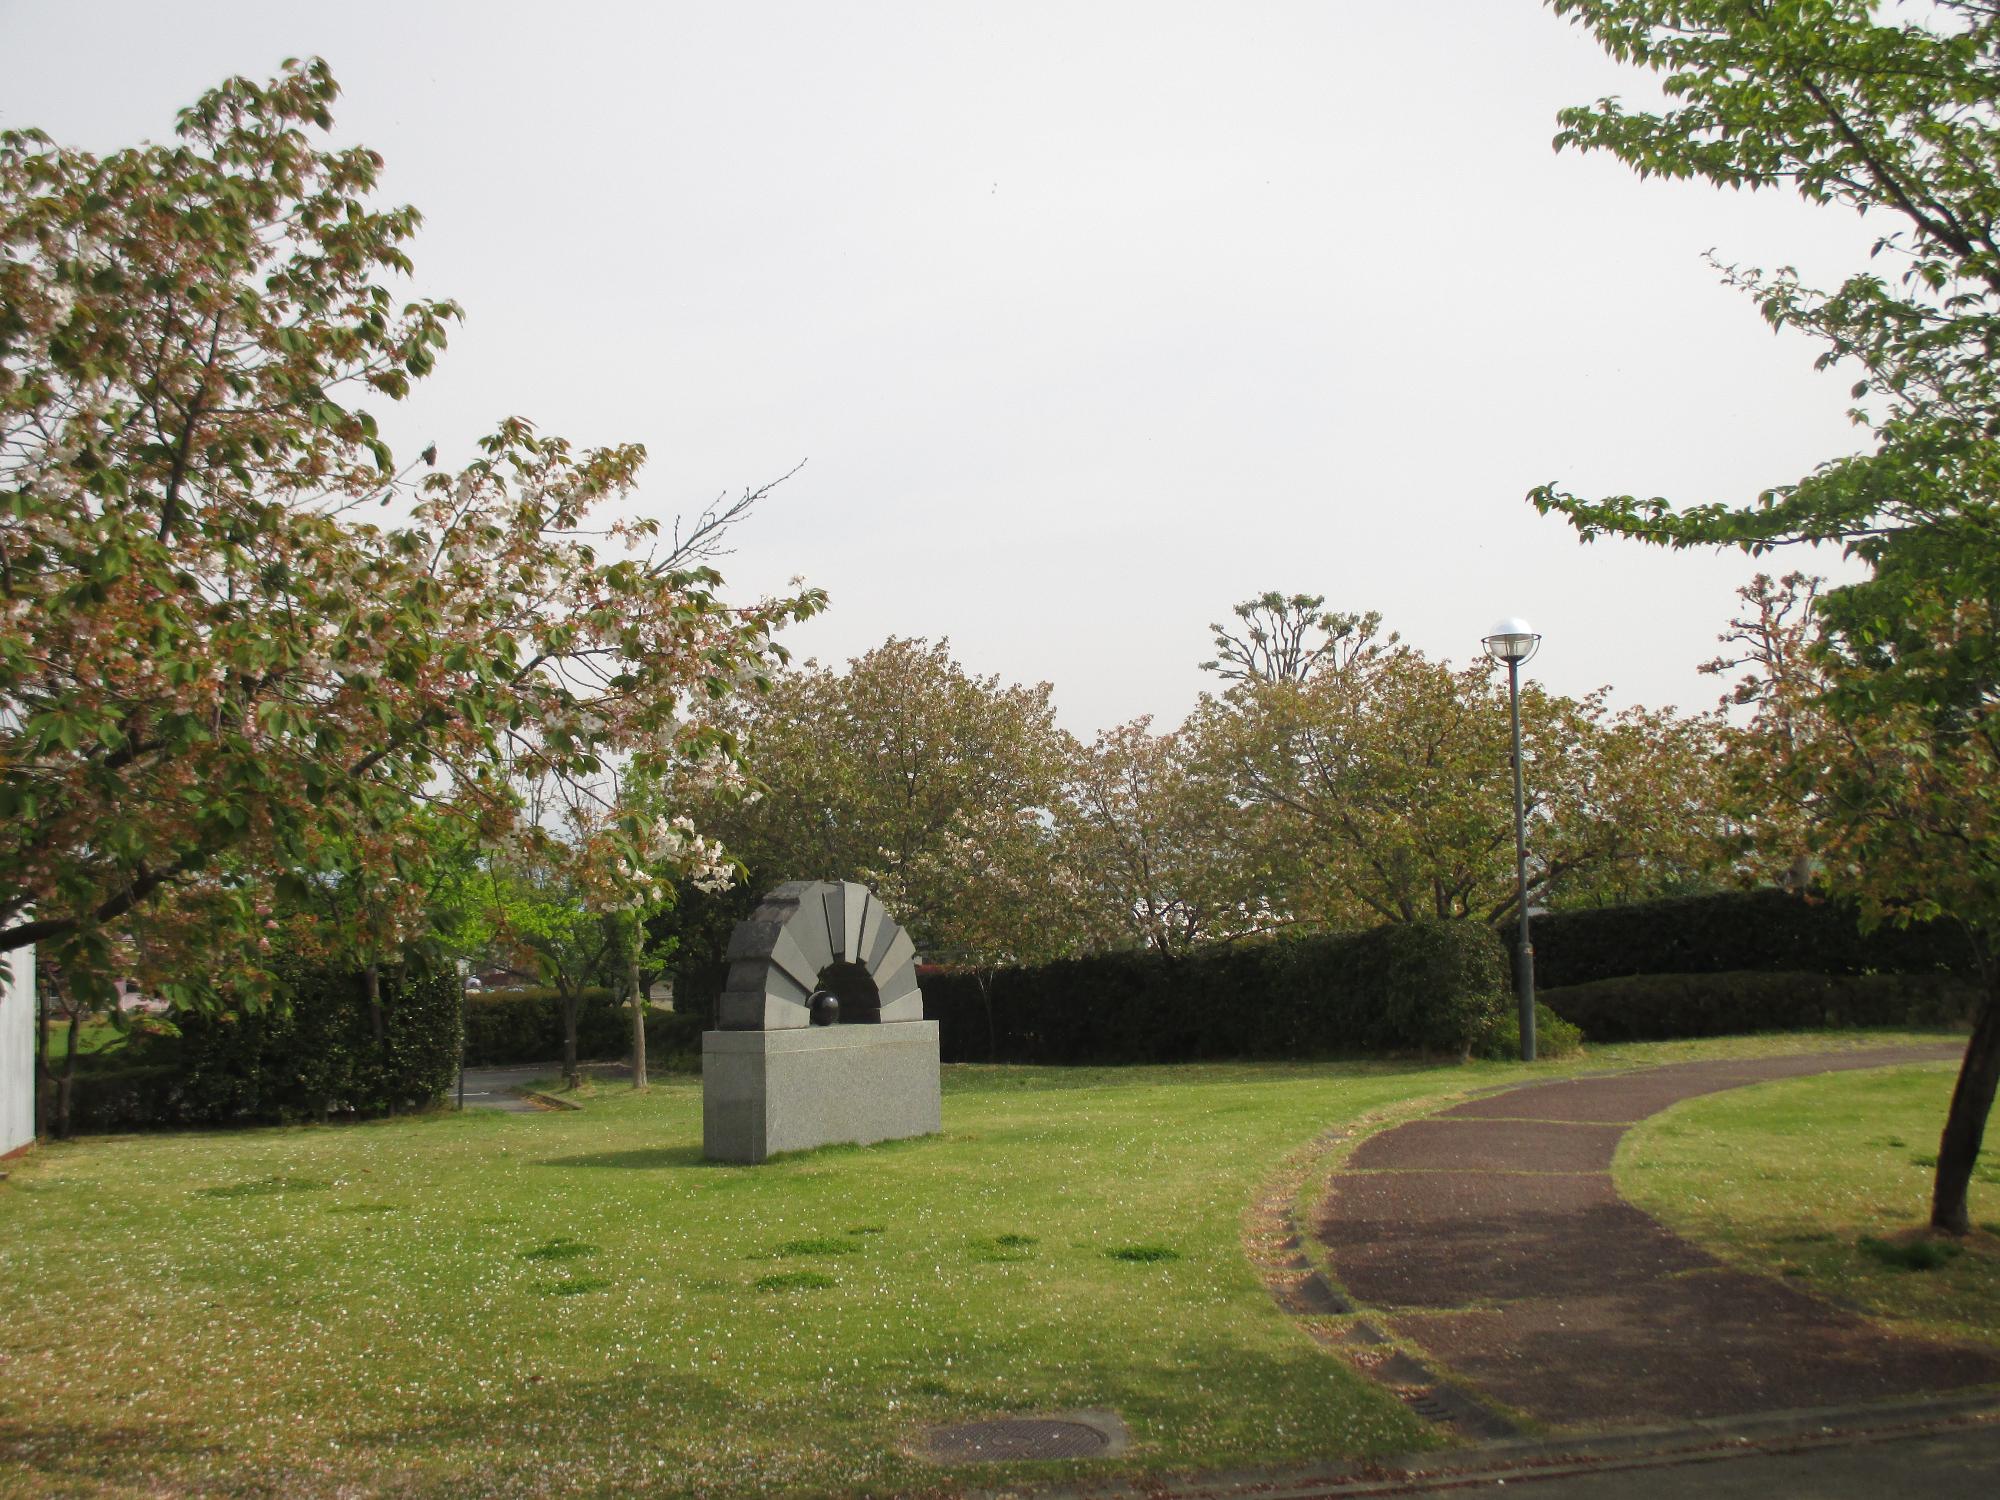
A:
[{"left": 808, "top": 990, "right": 840, "bottom": 1027}]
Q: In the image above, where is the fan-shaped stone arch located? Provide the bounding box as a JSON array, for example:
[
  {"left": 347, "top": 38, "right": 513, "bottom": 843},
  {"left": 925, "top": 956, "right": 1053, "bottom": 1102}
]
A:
[{"left": 717, "top": 880, "right": 922, "bottom": 1031}]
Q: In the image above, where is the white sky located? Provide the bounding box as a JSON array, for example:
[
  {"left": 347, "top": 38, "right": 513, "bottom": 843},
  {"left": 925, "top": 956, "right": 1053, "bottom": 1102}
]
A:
[{"left": 0, "top": 1, "right": 1879, "bottom": 732}]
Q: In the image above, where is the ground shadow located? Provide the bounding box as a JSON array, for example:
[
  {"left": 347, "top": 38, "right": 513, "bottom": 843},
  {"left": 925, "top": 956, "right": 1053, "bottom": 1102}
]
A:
[
  {"left": 0, "top": 1417, "right": 222, "bottom": 1488},
  {"left": 536, "top": 1145, "right": 713, "bottom": 1170}
]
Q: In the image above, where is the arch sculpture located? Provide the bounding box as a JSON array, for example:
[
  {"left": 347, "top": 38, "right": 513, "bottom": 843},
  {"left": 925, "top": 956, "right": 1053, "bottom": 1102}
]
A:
[{"left": 702, "top": 881, "right": 940, "bottom": 1162}]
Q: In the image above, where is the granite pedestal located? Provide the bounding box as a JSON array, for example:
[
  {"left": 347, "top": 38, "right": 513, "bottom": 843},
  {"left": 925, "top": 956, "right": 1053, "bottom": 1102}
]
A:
[{"left": 702, "top": 1020, "right": 941, "bottom": 1163}]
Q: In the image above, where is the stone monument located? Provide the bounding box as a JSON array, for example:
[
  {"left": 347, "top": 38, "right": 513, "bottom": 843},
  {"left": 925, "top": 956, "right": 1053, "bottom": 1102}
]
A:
[{"left": 702, "top": 880, "right": 940, "bottom": 1163}]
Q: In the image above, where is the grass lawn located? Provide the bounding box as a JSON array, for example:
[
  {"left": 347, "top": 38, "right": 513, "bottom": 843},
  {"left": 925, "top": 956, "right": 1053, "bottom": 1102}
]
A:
[
  {"left": 37, "top": 1017, "right": 129, "bottom": 1064},
  {"left": 0, "top": 1032, "right": 1970, "bottom": 1496},
  {"left": 1618, "top": 1061, "right": 2000, "bottom": 1350}
]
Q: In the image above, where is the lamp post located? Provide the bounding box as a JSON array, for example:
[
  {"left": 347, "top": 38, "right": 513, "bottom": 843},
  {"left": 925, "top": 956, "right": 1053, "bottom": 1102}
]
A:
[{"left": 1483, "top": 617, "right": 1542, "bottom": 1062}]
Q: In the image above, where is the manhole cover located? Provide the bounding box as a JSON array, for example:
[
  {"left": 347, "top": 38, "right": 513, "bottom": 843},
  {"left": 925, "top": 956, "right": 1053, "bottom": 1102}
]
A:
[{"left": 920, "top": 1414, "right": 1119, "bottom": 1462}]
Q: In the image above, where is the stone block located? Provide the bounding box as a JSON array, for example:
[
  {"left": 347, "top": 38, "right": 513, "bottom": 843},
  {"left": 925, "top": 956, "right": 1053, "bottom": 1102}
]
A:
[
  {"left": 875, "top": 953, "right": 923, "bottom": 1022},
  {"left": 868, "top": 923, "right": 915, "bottom": 981},
  {"left": 717, "top": 985, "right": 811, "bottom": 1031},
  {"left": 822, "top": 880, "right": 869, "bottom": 964},
  {"left": 702, "top": 1021, "right": 942, "bottom": 1163},
  {"left": 852, "top": 887, "right": 882, "bottom": 961},
  {"left": 731, "top": 882, "right": 836, "bottom": 973}
]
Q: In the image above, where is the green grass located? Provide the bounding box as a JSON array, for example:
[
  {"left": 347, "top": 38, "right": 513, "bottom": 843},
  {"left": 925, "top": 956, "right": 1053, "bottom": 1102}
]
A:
[
  {"left": 38, "top": 1017, "right": 131, "bottom": 1064},
  {"left": 1618, "top": 1061, "right": 2000, "bottom": 1348},
  {"left": 0, "top": 1031, "right": 1965, "bottom": 1497}
]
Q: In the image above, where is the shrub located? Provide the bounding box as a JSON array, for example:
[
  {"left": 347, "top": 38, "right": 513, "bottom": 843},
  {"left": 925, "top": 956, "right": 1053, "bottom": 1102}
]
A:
[
  {"left": 1475, "top": 1002, "right": 1584, "bottom": 1061},
  {"left": 52, "top": 958, "right": 462, "bottom": 1131},
  {"left": 55, "top": 1062, "right": 185, "bottom": 1134},
  {"left": 1540, "top": 969, "right": 1980, "bottom": 1043},
  {"left": 461, "top": 993, "right": 560, "bottom": 1067},
  {"left": 922, "top": 920, "right": 1508, "bottom": 1064},
  {"left": 461, "top": 989, "right": 624, "bottom": 1067},
  {"left": 665, "top": 958, "right": 730, "bottom": 1030},
  {"left": 1324, "top": 919, "right": 1511, "bottom": 1054},
  {"left": 644, "top": 1007, "right": 705, "bottom": 1062},
  {"left": 1520, "top": 890, "right": 1976, "bottom": 990},
  {"left": 55, "top": 973, "right": 705, "bottom": 1133},
  {"left": 172, "top": 960, "right": 463, "bottom": 1121}
]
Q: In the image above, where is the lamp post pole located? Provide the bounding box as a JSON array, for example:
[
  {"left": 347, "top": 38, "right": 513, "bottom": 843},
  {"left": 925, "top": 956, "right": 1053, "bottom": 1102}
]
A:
[
  {"left": 1484, "top": 618, "right": 1541, "bottom": 1063},
  {"left": 1505, "top": 654, "right": 1535, "bottom": 1063}
]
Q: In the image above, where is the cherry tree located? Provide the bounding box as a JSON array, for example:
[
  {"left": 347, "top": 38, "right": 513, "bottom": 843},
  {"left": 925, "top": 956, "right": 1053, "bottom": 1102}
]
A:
[{"left": 0, "top": 60, "right": 820, "bottom": 1002}]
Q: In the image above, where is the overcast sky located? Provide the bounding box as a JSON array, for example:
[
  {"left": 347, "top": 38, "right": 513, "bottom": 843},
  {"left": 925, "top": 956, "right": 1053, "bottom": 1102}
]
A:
[{"left": 0, "top": 1, "right": 1880, "bottom": 733}]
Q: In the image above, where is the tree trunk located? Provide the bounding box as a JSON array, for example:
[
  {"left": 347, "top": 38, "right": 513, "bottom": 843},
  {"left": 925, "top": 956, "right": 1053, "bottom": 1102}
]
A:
[
  {"left": 365, "top": 962, "right": 390, "bottom": 1115},
  {"left": 1930, "top": 977, "right": 2000, "bottom": 1235},
  {"left": 562, "top": 990, "right": 579, "bottom": 1091},
  {"left": 629, "top": 956, "right": 648, "bottom": 1091},
  {"left": 977, "top": 970, "right": 997, "bottom": 1062},
  {"left": 56, "top": 1005, "right": 79, "bottom": 1141}
]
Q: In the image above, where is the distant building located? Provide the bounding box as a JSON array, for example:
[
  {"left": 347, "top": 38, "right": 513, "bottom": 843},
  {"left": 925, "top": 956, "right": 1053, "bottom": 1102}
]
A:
[{"left": 469, "top": 967, "right": 538, "bottom": 992}]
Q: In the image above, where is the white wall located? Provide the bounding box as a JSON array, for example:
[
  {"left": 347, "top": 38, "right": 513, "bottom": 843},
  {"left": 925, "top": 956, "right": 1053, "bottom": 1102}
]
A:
[{"left": 0, "top": 945, "right": 34, "bottom": 1155}]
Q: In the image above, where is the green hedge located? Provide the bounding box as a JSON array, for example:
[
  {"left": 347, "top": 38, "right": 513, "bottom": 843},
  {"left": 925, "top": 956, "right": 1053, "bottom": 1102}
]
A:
[
  {"left": 172, "top": 960, "right": 462, "bottom": 1122},
  {"left": 462, "top": 992, "right": 703, "bottom": 1067},
  {"left": 60, "top": 984, "right": 709, "bottom": 1133},
  {"left": 1521, "top": 889, "right": 1975, "bottom": 990},
  {"left": 922, "top": 920, "right": 1508, "bottom": 1064},
  {"left": 1541, "top": 969, "right": 1981, "bottom": 1042},
  {"left": 58, "top": 959, "right": 462, "bottom": 1130},
  {"left": 467, "top": 985, "right": 614, "bottom": 1005},
  {"left": 54, "top": 1062, "right": 185, "bottom": 1135},
  {"left": 644, "top": 1008, "right": 705, "bottom": 1066},
  {"left": 462, "top": 990, "right": 621, "bottom": 1067}
]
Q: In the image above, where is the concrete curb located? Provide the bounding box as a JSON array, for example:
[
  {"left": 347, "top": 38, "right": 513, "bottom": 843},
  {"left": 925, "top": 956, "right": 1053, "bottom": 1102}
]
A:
[
  {"left": 986, "top": 1389, "right": 2000, "bottom": 1499},
  {"left": 520, "top": 1090, "right": 582, "bottom": 1112}
]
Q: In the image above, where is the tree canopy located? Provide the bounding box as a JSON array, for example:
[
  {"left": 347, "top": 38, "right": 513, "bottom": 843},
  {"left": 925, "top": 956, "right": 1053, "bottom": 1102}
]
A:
[
  {"left": 1534, "top": 0, "right": 2000, "bottom": 1234},
  {"left": 1193, "top": 606, "right": 1729, "bottom": 931},
  {"left": 0, "top": 60, "right": 820, "bottom": 1003},
  {"left": 691, "top": 637, "right": 1080, "bottom": 965}
]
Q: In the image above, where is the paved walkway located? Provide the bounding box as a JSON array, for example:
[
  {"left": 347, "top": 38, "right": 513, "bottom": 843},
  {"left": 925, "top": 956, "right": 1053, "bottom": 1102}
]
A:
[
  {"left": 457, "top": 1063, "right": 562, "bottom": 1112},
  {"left": 458, "top": 1060, "right": 635, "bottom": 1110},
  {"left": 1317, "top": 1046, "right": 2000, "bottom": 1429}
]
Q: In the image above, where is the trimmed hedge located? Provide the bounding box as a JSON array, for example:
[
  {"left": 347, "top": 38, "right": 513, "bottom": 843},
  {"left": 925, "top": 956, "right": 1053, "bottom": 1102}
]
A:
[
  {"left": 61, "top": 959, "right": 463, "bottom": 1130},
  {"left": 61, "top": 983, "right": 710, "bottom": 1133},
  {"left": 172, "top": 962, "right": 463, "bottom": 1121},
  {"left": 55, "top": 1062, "right": 184, "bottom": 1135},
  {"left": 922, "top": 920, "right": 1508, "bottom": 1064},
  {"left": 462, "top": 989, "right": 620, "bottom": 1067},
  {"left": 462, "top": 992, "right": 704, "bottom": 1067},
  {"left": 1521, "top": 889, "right": 1975, "bottom": 990},
  {"left": 1541, "top": 969, "right": 1982, "bottom": 1043},
  {"left": 642, "top": 1007, "right": 706, "bottom": 1063}
]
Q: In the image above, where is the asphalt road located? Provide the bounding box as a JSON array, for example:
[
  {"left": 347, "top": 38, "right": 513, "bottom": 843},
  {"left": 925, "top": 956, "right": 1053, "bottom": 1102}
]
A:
[{"left": 1383, "top": 1420, "right": 2000, "bottom": 1498}]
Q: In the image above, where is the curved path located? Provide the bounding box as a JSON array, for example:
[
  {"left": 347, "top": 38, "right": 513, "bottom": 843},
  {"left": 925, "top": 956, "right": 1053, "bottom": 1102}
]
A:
[{"left": 1317, "top": 1046, "right": 2000, "bottom": 1430}]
